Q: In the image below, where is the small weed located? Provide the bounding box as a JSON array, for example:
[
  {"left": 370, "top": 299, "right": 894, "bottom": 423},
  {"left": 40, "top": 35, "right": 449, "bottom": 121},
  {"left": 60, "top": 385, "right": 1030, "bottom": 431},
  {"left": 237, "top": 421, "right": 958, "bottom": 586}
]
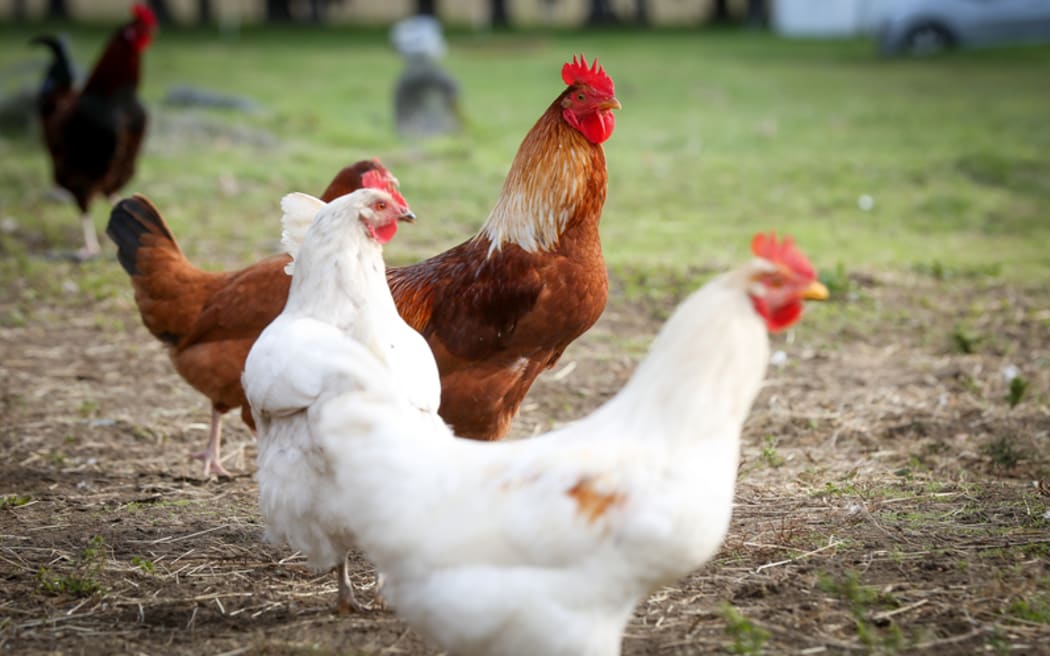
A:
[
  {"left": 815, "top": 478, "right": 862, "bottom": 497},
  {"left": 37, "top": 568, "right": 101, "bottom": 597},
  {"left": 952, "top": 324, "right": 982, "bottom": 354},
  {"left": 1007, "top": 376, "right": 1028, "bottom": 408},
  {"left": 819, "top": 571, "right": 904, "bottom": 649},
  {"left": 982, "top": 436, "right": 1025, "bottom": 469},
  {"left": 721, "top": 603, "right": 769, "bottom": 655},
  {"left": 78, "top": 400, "right": 100, "bottom": 418},
  {"left": 0, "top": 494, "right": 32, "bottom": 508},
  {"left": 986, "top": 628, "right": 1011, "bottom": 655},
  {"left": 820, "top": 262, "right": 855, "bottom": 300},
  {"left": 2, "top": 307, "right": 28, "bottom": 327},
  {"left": 914, "top": 260, "right": 1003, "bottom": 281},
  {"left": 818, "top": 571, "right": 879, "bottom": 613},
  {"left": 131, "top": 556, "right": 155, "bottom": 574},
  {"left": 761, "top": 435, "right": 785, "bottom": 468},
  {"left": 958, "top": 373, "right": 982, "bottom": 395},
  {"left": 920, "top": 259, "right": 947, "bottom": 281},
  {"left": 37, "top": 536, "right": 107, "bottom": 597}
]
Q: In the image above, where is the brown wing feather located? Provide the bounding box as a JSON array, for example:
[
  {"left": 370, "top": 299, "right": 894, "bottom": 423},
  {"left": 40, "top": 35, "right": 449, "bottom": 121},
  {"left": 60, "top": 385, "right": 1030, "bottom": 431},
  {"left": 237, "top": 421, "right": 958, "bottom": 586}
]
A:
[{"left": 178, "top": 255, "right": 291, "bottom": 347}]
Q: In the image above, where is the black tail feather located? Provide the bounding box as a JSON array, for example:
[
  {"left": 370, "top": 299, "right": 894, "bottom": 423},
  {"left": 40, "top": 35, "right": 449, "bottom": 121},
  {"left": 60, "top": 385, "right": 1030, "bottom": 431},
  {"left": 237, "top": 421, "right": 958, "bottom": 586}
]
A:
[
  {"left": 30, "top": 34, "right": 75, "bottom": 92},
  {"left": 106, "top": 195, "right": 178, "bottom": 276}
]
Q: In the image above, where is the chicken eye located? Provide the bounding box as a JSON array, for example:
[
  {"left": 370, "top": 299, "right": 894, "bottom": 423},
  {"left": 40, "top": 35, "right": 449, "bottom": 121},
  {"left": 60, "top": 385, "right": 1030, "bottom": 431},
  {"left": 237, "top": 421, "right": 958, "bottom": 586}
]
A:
[
  {"left": 763, "top": 273, "right": 785, "bottom": 289},
  {"left": 576, "top": 93, "right": 586, "bottom": 101},
  {"left": 376, "top": 201, "right": 387, "bottom": 211}
]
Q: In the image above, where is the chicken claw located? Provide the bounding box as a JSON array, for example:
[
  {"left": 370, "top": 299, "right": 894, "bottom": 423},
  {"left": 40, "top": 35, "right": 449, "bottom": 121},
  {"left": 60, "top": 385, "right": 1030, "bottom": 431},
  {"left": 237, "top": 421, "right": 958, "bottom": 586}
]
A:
[{"left": 190, "top": 449, "right": 232, "bottom": 478}]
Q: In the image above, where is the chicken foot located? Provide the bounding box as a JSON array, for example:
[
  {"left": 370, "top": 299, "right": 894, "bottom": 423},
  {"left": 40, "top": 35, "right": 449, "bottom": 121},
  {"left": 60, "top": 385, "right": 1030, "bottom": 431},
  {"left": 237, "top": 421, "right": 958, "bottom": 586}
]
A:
[{"left": 190, "top": 409, "right": 233, "bottom": 478}]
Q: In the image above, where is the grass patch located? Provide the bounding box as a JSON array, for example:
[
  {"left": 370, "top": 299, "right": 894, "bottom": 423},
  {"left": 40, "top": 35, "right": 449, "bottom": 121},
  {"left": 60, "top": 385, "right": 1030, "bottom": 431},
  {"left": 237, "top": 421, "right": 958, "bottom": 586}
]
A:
[
  {"left": 0, "top": 26, "right": 1048, "bottom": 305},
  {"left": 1006, "top": 376, "right": 1028, "bottom": 408},
  {"left": 0, "top": 494, "right": 32, "bottom": 508},
  {"left": 130, "top": 555, "right": 156, "bottom": 575},
  {"left": 721, "top": 603, "right": 770, "bottom": 655},
  {"left": 1006, "top": 594, "right": 1050, "bottom": 625},
  {"left": 760, "top": 435, "right": 785, "bottom": 468},
  {"left": 36, "top": 535, "right": 107, "bottom": 597},
  {"left": 951, "top": 323, "right": 983, "bottom": 354}
]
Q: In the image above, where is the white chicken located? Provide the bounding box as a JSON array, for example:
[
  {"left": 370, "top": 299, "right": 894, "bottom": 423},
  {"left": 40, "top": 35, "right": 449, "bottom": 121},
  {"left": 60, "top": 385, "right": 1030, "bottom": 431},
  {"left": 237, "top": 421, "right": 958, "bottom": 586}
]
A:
[
  {"left": 241, "top": 185, "right": 436, "bottom": 613},
  {"left": 311, "top": 232, "right": 828, "bottom": 656}
]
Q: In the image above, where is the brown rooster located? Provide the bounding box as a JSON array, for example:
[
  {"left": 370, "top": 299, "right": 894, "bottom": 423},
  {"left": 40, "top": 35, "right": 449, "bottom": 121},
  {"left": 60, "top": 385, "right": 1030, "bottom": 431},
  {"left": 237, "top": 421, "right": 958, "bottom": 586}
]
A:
[
  {"left": 106, "top": 160, "right": 397, "bottom": 477},
  {"left": 388, "top": 54, "right": 620, "bottom": 440},
  {"left": 33, "top": 4, "right": 157, "bottom": 259}
]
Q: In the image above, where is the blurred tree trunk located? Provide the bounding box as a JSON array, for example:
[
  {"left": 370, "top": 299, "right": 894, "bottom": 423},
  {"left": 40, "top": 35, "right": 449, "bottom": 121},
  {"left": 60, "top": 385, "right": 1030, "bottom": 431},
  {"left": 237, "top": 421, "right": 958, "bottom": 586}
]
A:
[
  {"left": 46, "top": 0, "right": 69, "bottom": 19},
  {"left": 746, "top": 0, "right": 768, "bottom": 27},
  {"left": 490, "top": 0, "right": 510, "bottom": 28},
  {"left": 13, "top": 0, "right": 27, "bottom": 21},
  {"left": 586, "top": 0, "right": 618, "bottom": 25},
  {"left": 148, "top": 0, "right": 175, "bottom": 25},
  {"left": 416, "top": 0, "right": 436, "bottom": 16},
  {"left": 198, "top": 0, "right": 213, "bottom": 24},
  {"left": 266, "top": 0, "right": 293, "bottom": 22},
  {"left": 711, "top": 0, "right": 731, "bottom": 23}
]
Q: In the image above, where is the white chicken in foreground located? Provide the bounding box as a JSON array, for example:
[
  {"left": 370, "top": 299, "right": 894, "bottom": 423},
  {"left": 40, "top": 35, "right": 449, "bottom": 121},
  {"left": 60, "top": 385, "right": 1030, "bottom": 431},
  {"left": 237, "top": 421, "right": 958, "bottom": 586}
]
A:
[
  {"left": 241, "top": 183, "right": 436, "bottom": 613},
  {"left": 311, "top": 232, "right": 828, "bottom": 656}
]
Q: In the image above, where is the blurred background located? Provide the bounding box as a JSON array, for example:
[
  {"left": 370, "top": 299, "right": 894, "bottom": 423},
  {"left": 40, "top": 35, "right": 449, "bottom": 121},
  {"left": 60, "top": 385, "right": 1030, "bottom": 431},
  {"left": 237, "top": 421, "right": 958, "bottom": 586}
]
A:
[{"left": 0, "top": 0, "right": 1048, "bottom": 278}]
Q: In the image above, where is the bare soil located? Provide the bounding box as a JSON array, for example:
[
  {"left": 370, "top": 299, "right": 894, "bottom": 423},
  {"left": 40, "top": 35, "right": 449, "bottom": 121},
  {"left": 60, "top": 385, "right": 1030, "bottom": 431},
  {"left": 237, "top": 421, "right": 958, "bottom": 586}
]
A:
[{"left": 1, "top": 264, "right": 1048, "bottom": 655}]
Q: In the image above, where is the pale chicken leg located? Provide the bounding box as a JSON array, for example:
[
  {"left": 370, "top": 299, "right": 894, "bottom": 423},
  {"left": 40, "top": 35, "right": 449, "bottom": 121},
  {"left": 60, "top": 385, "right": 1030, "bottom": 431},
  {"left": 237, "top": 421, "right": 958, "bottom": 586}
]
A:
[{"left": 190, "top": 409, "right": 233, "bottom": 478}]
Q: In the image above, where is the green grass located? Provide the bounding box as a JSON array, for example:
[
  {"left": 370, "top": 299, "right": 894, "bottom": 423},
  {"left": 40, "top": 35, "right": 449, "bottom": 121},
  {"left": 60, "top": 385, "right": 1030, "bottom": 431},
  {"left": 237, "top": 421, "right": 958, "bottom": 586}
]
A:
[
  {"left": 36, "top": 535, "right": 107, "bottom": 597},
  {"left": 1, "top": 24, "right": 1049, "bottom": 296}
]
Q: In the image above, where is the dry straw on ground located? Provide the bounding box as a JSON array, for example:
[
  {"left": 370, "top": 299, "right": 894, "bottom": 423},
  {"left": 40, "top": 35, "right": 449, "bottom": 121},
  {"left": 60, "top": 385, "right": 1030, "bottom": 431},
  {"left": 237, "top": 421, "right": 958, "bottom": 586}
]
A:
[{"left": 2, "top": 269, "right": 1048, "bottom": 654}]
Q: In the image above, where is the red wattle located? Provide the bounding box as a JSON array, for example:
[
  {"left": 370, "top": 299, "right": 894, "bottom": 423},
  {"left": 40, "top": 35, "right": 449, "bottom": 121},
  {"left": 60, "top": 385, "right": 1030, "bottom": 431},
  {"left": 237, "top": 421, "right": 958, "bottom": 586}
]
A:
[
  {"left": 370, "top": 221, "right": 399, "bottom": 245},
  {"left": 564, "top": 109, "right": 616, "bottom": 145},
  {"left": 751, "top": 296, "right": 804, "bottom": 333}
]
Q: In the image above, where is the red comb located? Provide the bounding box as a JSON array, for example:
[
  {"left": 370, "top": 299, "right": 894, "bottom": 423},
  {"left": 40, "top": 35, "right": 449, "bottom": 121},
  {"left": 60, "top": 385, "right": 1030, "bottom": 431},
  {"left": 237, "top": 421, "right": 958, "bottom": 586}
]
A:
[
  {"left": 362, "top": 169, "right": 408, "bottom": 209},
  {"left": 751, "top": 232, "right": 815, "bottom": 280},
  {"left": 561, "top": 54, "right": 615, "bottom": 96},
  {"left": 132, "top": 3, "right": 158, "bottom": 27}
]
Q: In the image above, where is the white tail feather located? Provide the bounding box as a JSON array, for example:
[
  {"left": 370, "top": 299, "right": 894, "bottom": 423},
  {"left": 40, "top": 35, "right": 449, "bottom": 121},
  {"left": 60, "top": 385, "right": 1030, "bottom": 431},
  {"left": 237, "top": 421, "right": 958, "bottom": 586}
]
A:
[{"left": 280, "top": 192, "right": 327, "bottom": 275}]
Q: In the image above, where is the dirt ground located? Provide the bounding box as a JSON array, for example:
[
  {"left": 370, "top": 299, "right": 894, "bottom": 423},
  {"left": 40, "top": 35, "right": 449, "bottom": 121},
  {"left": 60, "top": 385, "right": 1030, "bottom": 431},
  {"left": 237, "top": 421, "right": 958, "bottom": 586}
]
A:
[{"left": 1, "top": 261, "right": 1048, "bottom": 655}]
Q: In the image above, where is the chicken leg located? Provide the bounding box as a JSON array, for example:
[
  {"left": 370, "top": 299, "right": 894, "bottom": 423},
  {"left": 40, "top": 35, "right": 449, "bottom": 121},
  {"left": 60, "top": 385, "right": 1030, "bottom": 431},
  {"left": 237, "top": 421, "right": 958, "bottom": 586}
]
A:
[
  {"left": 337, "top": 554, "right": 368, "bottom": 614},
  {"left": 190, "top": 409, "right": 232, "bottom": 478},
  {"left": 78, "top": 212, "right": 101, "bottom": 260}
]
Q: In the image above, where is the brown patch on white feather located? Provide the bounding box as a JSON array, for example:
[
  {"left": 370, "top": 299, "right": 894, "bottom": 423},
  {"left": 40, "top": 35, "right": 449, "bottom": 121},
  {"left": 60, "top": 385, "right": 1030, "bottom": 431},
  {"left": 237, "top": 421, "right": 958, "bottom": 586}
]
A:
[{"left": 567, "top": 476, "right": 624, "bottom": 523}]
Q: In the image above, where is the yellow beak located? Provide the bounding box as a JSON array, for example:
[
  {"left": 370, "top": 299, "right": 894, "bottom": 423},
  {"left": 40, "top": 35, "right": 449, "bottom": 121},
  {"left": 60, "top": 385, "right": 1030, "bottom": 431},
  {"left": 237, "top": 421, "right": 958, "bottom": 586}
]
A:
[
  {"left": 802, "top": 280, "right": 830, "bottom": 301},
  {"left": 598, "top": 97, "right": 622, "bottom": 111}
]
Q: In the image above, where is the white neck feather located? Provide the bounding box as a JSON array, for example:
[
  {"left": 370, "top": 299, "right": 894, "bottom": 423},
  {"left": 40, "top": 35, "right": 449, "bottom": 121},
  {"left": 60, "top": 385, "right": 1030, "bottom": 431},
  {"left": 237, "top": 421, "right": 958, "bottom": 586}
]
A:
[{"left": 593, "top": 267, "right": 771, "bottom": 445}]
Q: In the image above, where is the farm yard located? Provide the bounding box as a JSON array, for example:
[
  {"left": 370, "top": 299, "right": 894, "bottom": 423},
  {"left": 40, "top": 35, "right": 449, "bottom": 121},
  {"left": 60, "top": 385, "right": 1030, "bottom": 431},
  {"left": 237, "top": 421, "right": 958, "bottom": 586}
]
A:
[{"left": 1, "top": 21, "right": 1049, "bottom": 655}]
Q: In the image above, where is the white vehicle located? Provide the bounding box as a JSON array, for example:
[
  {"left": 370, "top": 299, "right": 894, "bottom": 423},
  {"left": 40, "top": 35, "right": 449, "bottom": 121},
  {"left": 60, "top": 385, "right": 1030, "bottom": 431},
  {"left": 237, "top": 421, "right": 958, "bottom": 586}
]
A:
[{"left": 877, "top": 0, "right": 1050, "bottom": 55}]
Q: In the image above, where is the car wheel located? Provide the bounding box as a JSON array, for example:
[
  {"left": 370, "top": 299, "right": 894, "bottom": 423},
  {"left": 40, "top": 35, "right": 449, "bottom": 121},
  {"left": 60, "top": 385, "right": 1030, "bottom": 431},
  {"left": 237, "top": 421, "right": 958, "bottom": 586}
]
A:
[{"left": 902, "top": 23, "right": 955, "bottom": 56}]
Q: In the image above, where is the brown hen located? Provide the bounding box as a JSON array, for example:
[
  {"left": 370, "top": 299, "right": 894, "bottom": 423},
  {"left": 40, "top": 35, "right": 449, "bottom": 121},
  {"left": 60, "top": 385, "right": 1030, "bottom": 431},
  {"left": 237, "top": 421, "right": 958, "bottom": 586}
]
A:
[{"left": 106, "top": 160, "right": 394, "bottom": 476}]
